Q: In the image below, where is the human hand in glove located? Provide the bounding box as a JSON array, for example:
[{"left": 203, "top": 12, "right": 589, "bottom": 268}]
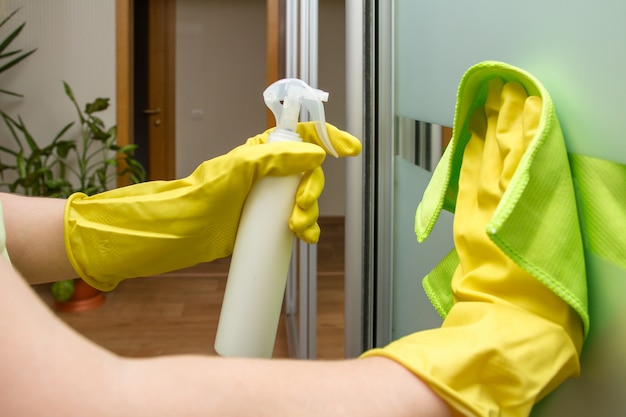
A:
[
  {"left": 363, "top": 78, "right": 583, "bottom": 416},
  {"left": 64, "top": 122, "right": 361, "bottom": 291}
]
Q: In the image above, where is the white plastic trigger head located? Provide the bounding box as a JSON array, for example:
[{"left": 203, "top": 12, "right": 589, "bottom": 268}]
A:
[{"left": 263, "top": 78, "right": 338, "bottom": 157}]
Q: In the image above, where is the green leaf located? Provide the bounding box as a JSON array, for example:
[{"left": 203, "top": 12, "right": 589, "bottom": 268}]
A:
[
  {"left": 52, "top": 122, "right": 75, "bottom": 142},
  {"left": 0, "top": 14, "right": 26, "bottom": 51},
  {"left": 0, "top": 144, "right": 18, "bottom": 156},
  {"left": 16, "top": 151, "right": 26, "bottom": 178},
  {"left": 0, "top": 47, "right": 36, "bottom": 75},
  {"left": 118, "top": 144, "right": 139, "bottom": 154},
  {"left": 0, "top": 87, "right": 23, "bottom": 97},
  {"left": 54, "top": 140, "right": 76, "bottom": 159},
  {"left": 0, "top": 49, "right": 23, "bottom": 59},
  {"left": 51, "top": 280, "right": 75, "bottom": 302},
  {"left": 63, "top": 81, "right": 75, "bottom": 101},
  {"left": 85, "top": 97, "right": 110, "bottom": 115},
  {"left": 0, "top": 20, "right": 26, "bottom": 53},
  {"left": 0, "top": 8, "right": 20, "bottom": 30},
  {"left": 15, "top": 115, "right": 40, "bottom": 152}
]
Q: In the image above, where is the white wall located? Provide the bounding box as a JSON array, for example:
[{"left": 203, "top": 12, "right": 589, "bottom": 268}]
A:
[
  {"left": 175, "top": 0, "right": 347, "bottom": 216},
  {"left": 175, "top": 0, "right": 267, "bottom": 173},
  {"left": 0, "top": 1, "right": 116, "bottom": 152},
  {"left": 317, "top": 0, "right": 348, "bottom": 216}
]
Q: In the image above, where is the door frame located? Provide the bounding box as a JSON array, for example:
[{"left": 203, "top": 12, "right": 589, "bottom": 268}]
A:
[
  {"left": 115, "top": 0, "right": 176, "bottom": 183},
  {"left": 115, "top": 0, "right": 133, "bottom": 186}
]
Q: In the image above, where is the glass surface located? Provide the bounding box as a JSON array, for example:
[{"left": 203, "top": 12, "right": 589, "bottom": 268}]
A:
[
  {"left": 395, "top": 0, "right": 626, "bottom": 164},
  {"left": 392, "top": 156, "right": 451, "bottom": 339},
  {"left": 392, "top": 0, "right": 626, "bottom": 414}
]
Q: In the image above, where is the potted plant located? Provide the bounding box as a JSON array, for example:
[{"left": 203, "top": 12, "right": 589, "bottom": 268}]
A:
[
  {"left": 52, "top": 82, "right": 146, "bottom": 312},
  {"left": 0, "top": 8, "right": 145, "bottom": 311},
  {"left": 0, "top": 82, "right": 146, "bottom": 311}
]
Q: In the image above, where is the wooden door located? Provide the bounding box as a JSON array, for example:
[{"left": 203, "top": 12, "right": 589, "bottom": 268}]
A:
[{"left": 116, "top": 0, "right": 176, "bottom": 183}]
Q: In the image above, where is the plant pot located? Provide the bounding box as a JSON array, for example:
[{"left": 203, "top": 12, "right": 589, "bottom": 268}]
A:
[{"left": 54, "top": 279, "right": 106, "bottom": 313}]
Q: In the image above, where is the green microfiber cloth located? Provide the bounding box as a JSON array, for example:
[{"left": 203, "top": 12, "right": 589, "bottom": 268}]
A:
[
  {"left": 416, "top": 61, "right": 590, "bottom": 337},
  {"left": 569, "top": 154, "right": 626, "bottom": 272}
]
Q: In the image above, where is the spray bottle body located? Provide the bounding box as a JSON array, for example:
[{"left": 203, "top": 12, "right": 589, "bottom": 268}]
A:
[
  {"left": 214, "top": 173, "right": 299, "bottom": 358},
  {"left": 214, "top": 79, "right": 334, "bottom": 358}
]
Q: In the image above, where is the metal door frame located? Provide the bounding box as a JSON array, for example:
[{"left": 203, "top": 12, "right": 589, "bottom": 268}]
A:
[
  {"left": 344, "top": 0, "right": 395, "bottom": 357},
  {"left": 284, "top": 0, "right": 320, "bottom": 359}
]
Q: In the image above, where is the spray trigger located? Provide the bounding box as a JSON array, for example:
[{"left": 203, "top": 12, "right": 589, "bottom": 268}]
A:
[{"left": 263, "top": 78, "right": 338, "bottom": 157}]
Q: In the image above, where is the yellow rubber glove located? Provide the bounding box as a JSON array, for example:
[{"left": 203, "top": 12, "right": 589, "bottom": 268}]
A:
[
  {"left": 64, "top": 122, "right": 361, "bottom": 291},
  {"left": 363, "top": 79, "right": 583, "bottom": 416}
]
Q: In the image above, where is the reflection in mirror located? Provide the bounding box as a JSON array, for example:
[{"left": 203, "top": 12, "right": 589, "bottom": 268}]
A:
[
  {"left": 391, "top": 116, "right": 456, "bottom": 340},
  {"left": 395, "top": 116, "right": 451, "bottom": 171}
]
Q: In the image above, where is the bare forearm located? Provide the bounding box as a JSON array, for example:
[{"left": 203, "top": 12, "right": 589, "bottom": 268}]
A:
[
  {"left": 116, "top": 355, "right": 451, "bottom": 417},
  {"left": 0, "top": 192, "right": 77, "bottom": 282},
  {"left": 0, "top": 252, "right": 450, "bottom": 417}
]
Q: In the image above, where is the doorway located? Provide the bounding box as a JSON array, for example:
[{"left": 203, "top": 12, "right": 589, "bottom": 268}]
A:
[{"left": 115, "top": 0, "right": 176, "bottom": 182}]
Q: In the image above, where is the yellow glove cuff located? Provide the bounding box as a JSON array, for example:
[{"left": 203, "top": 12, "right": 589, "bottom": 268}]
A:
[{"left": 363, "top": 299, "right": 581, "bottom": 417}]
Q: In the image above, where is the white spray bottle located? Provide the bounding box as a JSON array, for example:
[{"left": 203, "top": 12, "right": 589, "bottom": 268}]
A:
[{"left": 214, "top": 79, "right": 338, "bottom": 358}]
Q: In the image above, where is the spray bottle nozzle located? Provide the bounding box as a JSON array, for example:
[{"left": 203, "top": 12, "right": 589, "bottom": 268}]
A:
[{"left": 264, "top": 78, "right": 338, "bottom": 157}]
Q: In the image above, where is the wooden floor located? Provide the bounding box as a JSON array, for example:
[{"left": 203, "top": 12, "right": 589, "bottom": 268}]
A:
[{"left": 33, "top": 217, "right": 345, "bottom": 360}]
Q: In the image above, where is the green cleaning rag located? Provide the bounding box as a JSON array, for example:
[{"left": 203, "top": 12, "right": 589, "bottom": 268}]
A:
[{"left": 416, "top": 61, "right": 592, "bottom": 337}]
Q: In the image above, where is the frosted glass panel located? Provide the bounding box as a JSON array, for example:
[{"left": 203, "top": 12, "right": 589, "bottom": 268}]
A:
[
  {"left": 392, "top": 157, "right": 451, "bottom": 339},
  {"left": 395, "top": 0, "right": 626, "bottom": 164},
  {"left": 392, "top": 0, "right": 626, "bottom": 415}
]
